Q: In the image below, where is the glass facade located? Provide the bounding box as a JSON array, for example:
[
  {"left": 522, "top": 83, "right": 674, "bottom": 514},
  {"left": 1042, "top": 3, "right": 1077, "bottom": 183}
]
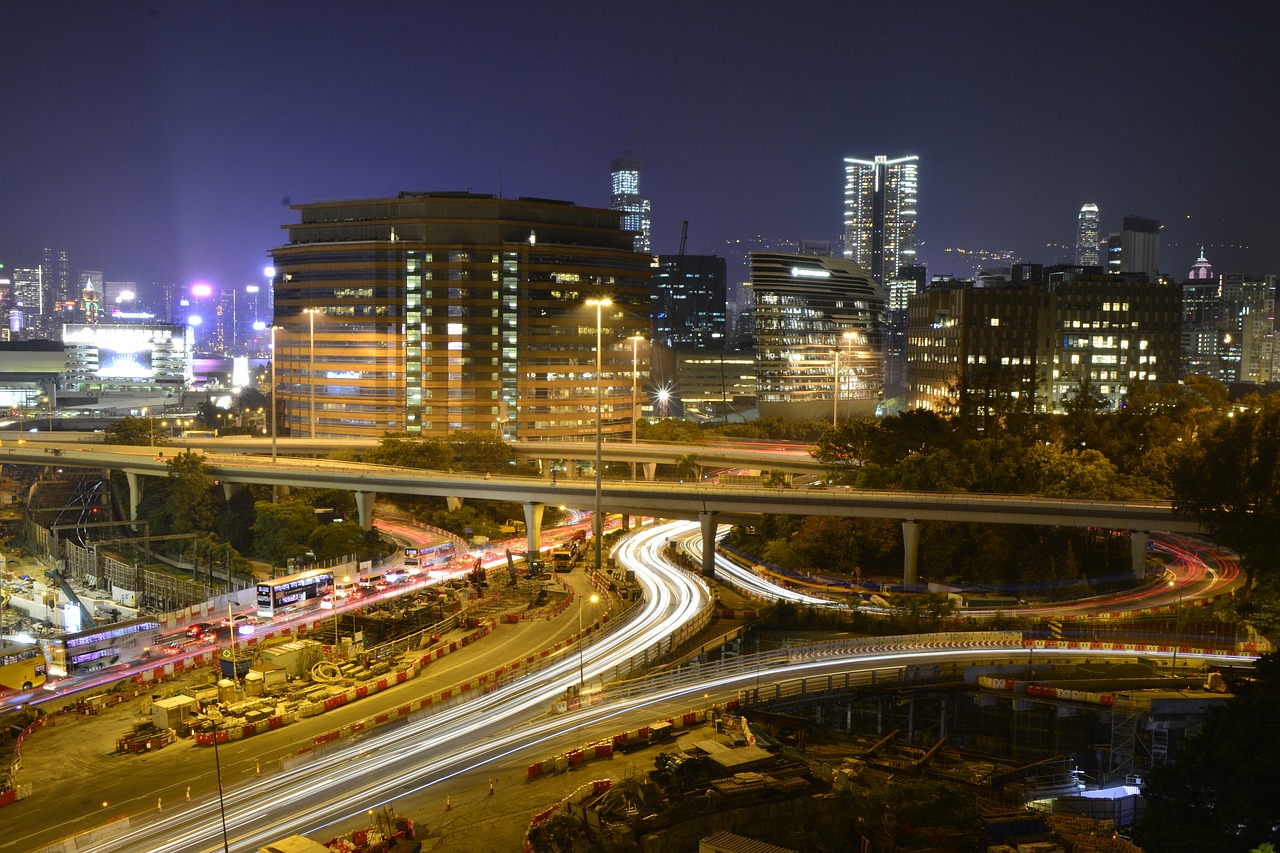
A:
[
  {"left": 843, "top": 155, "right": 919, "bottom": 285},
  {"left": 270, "top": 193, "right": 651, "bottom": 440},
  {"left": 751, "top": 252, "right": 886, "bottom": 421}
]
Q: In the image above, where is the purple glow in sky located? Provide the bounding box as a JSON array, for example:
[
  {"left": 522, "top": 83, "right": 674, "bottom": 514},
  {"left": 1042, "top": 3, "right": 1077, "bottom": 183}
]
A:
[{"left": 0, "top": 2, "right": 1274, "bottom": 296}]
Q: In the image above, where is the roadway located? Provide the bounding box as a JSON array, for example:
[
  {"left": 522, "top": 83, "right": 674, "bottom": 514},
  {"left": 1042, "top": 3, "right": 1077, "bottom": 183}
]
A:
[{"left": 1, "top": 440, "right": 1204, "bottom": 535}]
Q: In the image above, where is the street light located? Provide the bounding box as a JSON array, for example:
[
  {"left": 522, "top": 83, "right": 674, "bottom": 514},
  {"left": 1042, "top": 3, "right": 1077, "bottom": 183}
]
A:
[
  {"left": 197, "top": 713, "right": 233, "bottom": 853},
  {"left": 586, "top": 298, "right": 612, "bottom": 576},
  {"left": 578, "top": 592, "right": 599, "bottom": 691},
  {"left": 832, "top": 331, "right": 856, "bottom": 427},
  {"left": 141, "top": 407, "right": 154, "bottom": 446},
  {"left": 1168, "top": 579, "right": 1184, "bottom": 672},
  {"left": 270, "top": 325, "right": 279, "bottom": 502},
  {"left": 629, "top": 335, "right": 644, "bottom": 480}
]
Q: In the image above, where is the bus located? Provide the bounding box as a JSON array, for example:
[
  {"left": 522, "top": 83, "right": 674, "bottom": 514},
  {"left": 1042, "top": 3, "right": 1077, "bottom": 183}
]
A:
[
  {"left": 42, "top": 617, "right": 162, "bottom": 677},
  {"left": 256, "top": 568, "right": 334, "bottom": 619},
  {"left": 0, "top": 642, "right": 48, "bottom": 691},
  {"left": 419, "top": 541, "right": 456, "bottom": 567},
  {"left": 403, "top": 548, "right": 420, "bottom": 575}
]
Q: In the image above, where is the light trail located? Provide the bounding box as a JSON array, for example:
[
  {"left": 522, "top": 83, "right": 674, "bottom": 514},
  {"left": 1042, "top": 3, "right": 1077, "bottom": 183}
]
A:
[{"left": 67, "top": 521, "right": 710, "bottom": 853}]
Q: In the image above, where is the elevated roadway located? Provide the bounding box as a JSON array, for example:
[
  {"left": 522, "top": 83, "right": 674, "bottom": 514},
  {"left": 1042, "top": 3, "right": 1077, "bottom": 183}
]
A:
[{"left": 3, "top": 441, "right": 1202, "bottom": 583}]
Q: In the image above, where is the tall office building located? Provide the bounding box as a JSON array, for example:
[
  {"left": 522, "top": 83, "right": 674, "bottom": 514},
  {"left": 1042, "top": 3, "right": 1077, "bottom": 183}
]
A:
[
  {"left": 11, "top": 267, "right": 44, "bottom": 337},
  {"left": 1120, "top": 216, "right": 1161, "bottom": 282},
  {"left": 906, "top": 270, "right": 1181, "bottom": 413},
  {"left": 270, "top": 191, "right": 651, "bottom": 440},
  {"left": 842, "top": 154, "right": 920, "bottom": 284},
  {"left": 41, "top": 246, "right": 69, "bottom": 305},
  {"left": 751, "top": 252, "right": 886, "bottom": 421},
  {"left": 651, "top": 254, "right": 727, "bottom": 349},
  {"left": 1075, "top": 203, "right": 1101, "bottom": 266},
  {"left": 609, "top": 155, "right": 651, "bottom": 254},
  {"left": 1187, "top": 248, "right": 1213, "bottom": 280}
]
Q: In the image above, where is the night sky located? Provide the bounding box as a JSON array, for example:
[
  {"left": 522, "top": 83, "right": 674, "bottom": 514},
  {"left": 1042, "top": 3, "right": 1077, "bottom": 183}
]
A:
[{"left": 1, "top": 2, "right": 1274, "bottom": 297}]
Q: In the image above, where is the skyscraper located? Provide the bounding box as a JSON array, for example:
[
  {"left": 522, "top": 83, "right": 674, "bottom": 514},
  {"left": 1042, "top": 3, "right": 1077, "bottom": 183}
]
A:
[
  {"left": 1075, "top": 203, "right": 1101, "bottom": 266},
  {"left": 843, "top": 154, "right": 919, "bottom": 285},
  {"left": 1120, "top": 215, "right": 1161, "bottom": 282},
  {"left": 609, "top": 155, "right": 651, "bottom": 254},
  {"left": 651, "top": 254, "right": 727, "bottom": 349}
]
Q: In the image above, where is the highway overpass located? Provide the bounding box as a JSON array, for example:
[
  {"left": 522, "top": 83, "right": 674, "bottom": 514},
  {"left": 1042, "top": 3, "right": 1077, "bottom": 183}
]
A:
[
  {"left": 7, "top": 432, "right": 829, "bottom": 477},
  {"left": 3, "top": 441, "right": 1202, "bottom": 583}
]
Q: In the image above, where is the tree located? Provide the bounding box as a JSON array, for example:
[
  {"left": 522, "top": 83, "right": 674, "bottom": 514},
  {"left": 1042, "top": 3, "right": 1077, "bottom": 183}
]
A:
[
  {"left": 1172, "top": 397, "right": 1280, "bottom": 592},
  {"left": 104, "top": 415, "right": 167, "bottom": 447},
  {"left": 164, "top": 450, "right": 217, "bottom": 534},
  {"left": 637, "top": 418, "right": 706, "bottom": 444},
  {"left": 674, "top": 453, "right": 701, "bottom": 481},
  {"left": 362, "top": 434, "right": 452, "bottom": 470},
  {"left": 1137, "top": 652, "right": 1280, "bottom": 851},
  {"left": 449, "top": 431, "right": 516, "bottom": 472},
  {"left": 252, "top": 499, "right": 319, "bottom": 566},
  {"left": 308, "top": 521, "right": 368, "bottom": 561}
]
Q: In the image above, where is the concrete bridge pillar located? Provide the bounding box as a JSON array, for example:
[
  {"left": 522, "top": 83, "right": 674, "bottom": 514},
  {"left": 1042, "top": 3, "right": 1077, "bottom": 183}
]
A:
[
  {"left": 523, "top": 501, "right": 544, "bottom": 558},
  {"left": 539, "top": 460, "right": 553, "bottom": 479},
  {"left": 222, "top": 482, "right": 243, "bottom": 502},
  {"left": 125, "top": 471, "right": 142, "bottom": 526},
  {"left": 354, "top": 491, "right": 376, "bottom": 530},
  {"left": 642, "top": 462, "right": 657, "bottom": 481},
  {"left": 902, "top": 520, "right": 921, "bottom": 585},
  {"left": 621, "top": 513, "right": 630, "bottom": 532},
  {"left": 699, "top": 510, "right": 719, "bottom": 579},
  {"left": 446, "top": 496, "right": 463, "bottom": 512},
  {"left": 1130, "top": 530, "right": 1149, "bottom": 578}
]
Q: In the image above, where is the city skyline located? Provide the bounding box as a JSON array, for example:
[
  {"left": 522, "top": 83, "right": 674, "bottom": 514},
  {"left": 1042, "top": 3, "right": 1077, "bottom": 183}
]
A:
[{"left": 0, "top": 4, "right": 1274, "bottom": 295}]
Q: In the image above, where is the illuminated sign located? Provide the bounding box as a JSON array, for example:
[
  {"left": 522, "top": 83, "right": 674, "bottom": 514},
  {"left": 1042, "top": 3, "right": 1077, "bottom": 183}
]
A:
[{"left": 791, "top": 267, "right": 831, "bottom": 278}]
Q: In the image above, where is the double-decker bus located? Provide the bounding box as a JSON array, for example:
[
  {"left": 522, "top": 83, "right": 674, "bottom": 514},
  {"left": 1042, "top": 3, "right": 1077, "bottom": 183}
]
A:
[
  {"left": 403, "top": 548, "right": 421, "bottom": 575},
  {"left": 42, "top": 617, "right": 162, "bottom": 677},
  {"left": 0, "top": 642, "right": 48, "bottom": 691},
  {"left": 256, "top": 568, "right": 333, "bottom": 619},
  {"left": 419, "top": 542, "right": 456, "bottom": 568}
]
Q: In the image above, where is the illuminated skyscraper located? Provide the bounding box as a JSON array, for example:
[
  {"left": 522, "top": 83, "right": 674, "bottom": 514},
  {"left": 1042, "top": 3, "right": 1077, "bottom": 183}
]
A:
[
  {"left": 1075, "top": 203, "right": 1101, "bottom": 266},
  {"left": 610, "top": 154, "right": 651, "bottom": 254},
  {"left": 842, "top": 154, "right": 919, "bottom": 284}
]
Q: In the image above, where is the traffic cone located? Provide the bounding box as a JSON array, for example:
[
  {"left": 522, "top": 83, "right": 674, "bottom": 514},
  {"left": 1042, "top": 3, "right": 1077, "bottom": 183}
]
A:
[
  {"left": 445, "top": 794, "right": 452, "bottom": 811},
  {"left": 185, "top": 786, "right": 191, "bottom": 802},
  {"left": 488, "top": 778, "right": 495, "bottom": 796}
]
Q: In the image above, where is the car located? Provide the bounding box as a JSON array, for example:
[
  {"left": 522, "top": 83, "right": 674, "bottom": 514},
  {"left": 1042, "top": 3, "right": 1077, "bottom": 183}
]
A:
[
  {"left": 162, "top": 642, "right": 184, "bottom": 656},
  {"left": 221, "top": 613, "right": 251, "bottom": 628},
  {"left": 186, "top": 622, "right": 216, "bottom": 638}
]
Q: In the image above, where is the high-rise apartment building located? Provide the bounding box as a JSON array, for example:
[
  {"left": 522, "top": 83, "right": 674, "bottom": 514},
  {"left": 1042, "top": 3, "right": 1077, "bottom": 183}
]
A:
[
  {"left": 1119, "top": 216, "right": 1161, "bottom": 282},
  {"left": 652, "top": 254, "right": 727, "bottom": 349},
  {"left": 269, "top": 191, "right": 651, "bottom": 440},
  {"left": 609, "top": 155, "right": 651, "bottom": 254},
  {"left": 751, "top": 252, "right": 886, "bottom": 421},
  {"left": 842, "top": 154, "right": 919, "bottom": 285},
  {"left": 1075, "top": 203, "right": 1101, "bottom": 266}
]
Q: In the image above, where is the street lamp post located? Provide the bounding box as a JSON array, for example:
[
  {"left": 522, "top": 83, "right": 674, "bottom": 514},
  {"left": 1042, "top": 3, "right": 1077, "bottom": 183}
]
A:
[
  {"left": 578, "top": 592, "right": 599, "bottom": 691},
  {"left": 586, "top": 298, "right": 611, "bottom": 575},
  {"left": 270, "top": 325, "right": 279, "bottom": 502},
  {"left": 629, "top": 335, "right": 644, "bottom": 480},
  {"left": 1168, "top": 579, "right": 1184, "bottom": 672},
  {"left": 201, "top": 715, "right": 232, "bottom": 853},
  {"left": 305, "top": 309, "right": 318, "bottom": 439}
]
